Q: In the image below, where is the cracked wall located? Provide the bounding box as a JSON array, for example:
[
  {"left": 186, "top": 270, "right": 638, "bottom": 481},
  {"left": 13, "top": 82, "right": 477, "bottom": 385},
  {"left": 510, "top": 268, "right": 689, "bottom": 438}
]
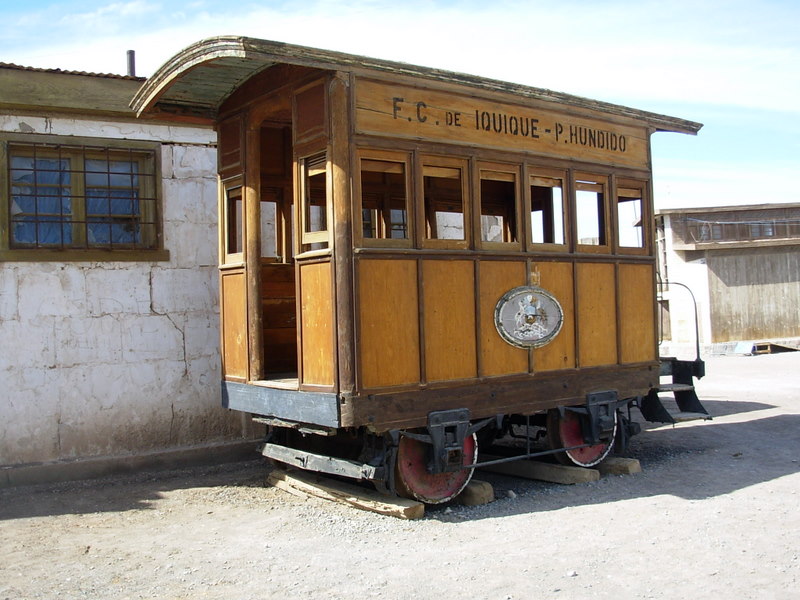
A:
[{"left": 0, "top": 115, "right": 254, "bottom": 468}]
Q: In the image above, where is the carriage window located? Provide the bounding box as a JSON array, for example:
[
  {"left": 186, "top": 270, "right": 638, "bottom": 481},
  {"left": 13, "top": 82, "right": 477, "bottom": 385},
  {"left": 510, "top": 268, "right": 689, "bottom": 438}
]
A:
[
  {"left": 480, "top": 169, "right": 518, "bottom": 245},
  {"left": 575, "top": 174, "right": 608, "bottom": 247},
  {"left": 260, "top": 189, "right": 278, "bottom": 258},
  {"left": 300, "top": 153, "right": 328, "bottom": 250},
  {"left": 360, "top": 157, "right": 408, "bottom": 241},
  {"left": 423, "top": 162, "right": 466, "bottom": 241},
  {"left": 530, "top": 174, "right": 565, "bottom": 246},
  {"left": 225, "top": 184, "right": 243, "bottom": 256},
  {"left": 617, "top": 184, "right": 645, "bottom": 249}
]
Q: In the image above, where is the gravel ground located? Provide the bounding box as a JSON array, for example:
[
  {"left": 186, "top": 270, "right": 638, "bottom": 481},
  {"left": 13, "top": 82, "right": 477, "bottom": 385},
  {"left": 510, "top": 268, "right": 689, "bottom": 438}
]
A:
[{"left": 1, "top": 353, "right": 799, "bottom": 599}]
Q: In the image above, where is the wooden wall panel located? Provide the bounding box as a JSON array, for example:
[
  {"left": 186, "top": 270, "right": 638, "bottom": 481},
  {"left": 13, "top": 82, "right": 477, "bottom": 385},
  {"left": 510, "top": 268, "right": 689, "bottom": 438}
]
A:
[
  {"left": 357, "top": 259, "right": 420, "bottom": 388},
  {"left": 478, "top": 261, "right": 528, "bottom": 376},
  {"left": 423, "top": 260, "right": 477, "bottom": 382},
  {"left": 220, "top": 270, "right": 248, "bottom": 380},
  {"left": 576, "top": 262, "right": 617, "bottom": 367},
  {"left": 261, "top": 264, "right": 297, "bottom": 374},
  {"left": 618, "top": 263, "right": 657, "bottom": 363},
  {"left": 707, "top": 247, "right": 800, "bottom": 342},
  {"left": 299, "top": 262, "right": 335, "bottom": 386},
  {"left": 534, "top": 261, "right": 576, "bottom": 371}
]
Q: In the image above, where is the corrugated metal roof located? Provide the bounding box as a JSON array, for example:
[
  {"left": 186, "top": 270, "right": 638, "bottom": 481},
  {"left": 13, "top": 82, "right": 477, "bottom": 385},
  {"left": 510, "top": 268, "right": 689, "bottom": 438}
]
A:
[
  {"left": 0, "top": 62, "right": 144, "bottom": 82},
  {"left": 132, "top": 36, "right": 703, "bottom": 135}
]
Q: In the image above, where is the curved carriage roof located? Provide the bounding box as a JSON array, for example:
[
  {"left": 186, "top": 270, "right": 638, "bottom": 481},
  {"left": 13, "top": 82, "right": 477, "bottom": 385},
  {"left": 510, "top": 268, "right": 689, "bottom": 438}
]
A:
[{"left": 132, "top": 36, "right": 702, "bottom": 135}]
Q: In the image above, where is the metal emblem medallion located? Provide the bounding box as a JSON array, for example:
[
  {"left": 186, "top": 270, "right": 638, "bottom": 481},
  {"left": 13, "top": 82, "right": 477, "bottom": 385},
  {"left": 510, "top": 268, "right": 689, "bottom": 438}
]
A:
[{"left": 494, "top": 286, "right": 564, "bottom": 349}]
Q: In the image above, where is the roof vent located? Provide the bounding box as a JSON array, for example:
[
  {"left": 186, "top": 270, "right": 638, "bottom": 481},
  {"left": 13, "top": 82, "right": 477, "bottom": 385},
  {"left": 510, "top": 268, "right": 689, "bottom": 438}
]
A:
[{"left": 127, "top": 50, "right": 136, "bottom": 77}]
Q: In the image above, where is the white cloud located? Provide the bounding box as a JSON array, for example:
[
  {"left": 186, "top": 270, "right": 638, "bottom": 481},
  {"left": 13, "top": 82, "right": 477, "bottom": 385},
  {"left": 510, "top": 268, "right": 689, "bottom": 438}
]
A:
[{"left": 4, "top": 1, "right": 797, "bottom": 115}]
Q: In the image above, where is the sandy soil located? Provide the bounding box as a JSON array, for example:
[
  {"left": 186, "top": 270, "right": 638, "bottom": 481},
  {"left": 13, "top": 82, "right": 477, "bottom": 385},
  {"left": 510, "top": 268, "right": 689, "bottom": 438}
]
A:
[{"left": 1, "top": 353, "right": 799, "bottom": 600}]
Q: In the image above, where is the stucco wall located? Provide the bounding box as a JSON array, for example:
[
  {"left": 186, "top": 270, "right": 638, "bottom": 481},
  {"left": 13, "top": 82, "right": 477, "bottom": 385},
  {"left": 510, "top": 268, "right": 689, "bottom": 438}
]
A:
[{"left": 0, "top": 114, "right": 254, "bottom": 472}]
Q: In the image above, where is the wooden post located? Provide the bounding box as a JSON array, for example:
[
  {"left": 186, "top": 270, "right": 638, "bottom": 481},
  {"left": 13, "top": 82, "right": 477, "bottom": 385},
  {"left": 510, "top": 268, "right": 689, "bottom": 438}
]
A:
[
  {"left": 244, "top": 117, "right": 263, "bottom": 381},
  {"left": 329, "top": 73, "right": 355, "bottom": 394}
]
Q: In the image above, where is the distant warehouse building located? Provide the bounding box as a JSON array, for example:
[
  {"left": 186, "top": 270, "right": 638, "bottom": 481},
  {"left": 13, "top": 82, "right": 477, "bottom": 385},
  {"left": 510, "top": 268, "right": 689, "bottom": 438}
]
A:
[{"left": 656, "top": 203, "right": 800, "bottom": 353}]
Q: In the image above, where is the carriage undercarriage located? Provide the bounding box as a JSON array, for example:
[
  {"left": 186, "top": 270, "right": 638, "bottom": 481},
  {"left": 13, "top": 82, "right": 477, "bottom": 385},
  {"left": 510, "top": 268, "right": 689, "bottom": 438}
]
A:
[{"left": 250, "top": 357, "right": 708, "bottom": 504}]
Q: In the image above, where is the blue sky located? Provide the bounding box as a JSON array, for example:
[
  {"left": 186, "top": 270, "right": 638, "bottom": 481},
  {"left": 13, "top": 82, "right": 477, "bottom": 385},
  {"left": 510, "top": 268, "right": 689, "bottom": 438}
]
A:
[{"left": 2, "top": 0, "right": 798, "bottom": 209}]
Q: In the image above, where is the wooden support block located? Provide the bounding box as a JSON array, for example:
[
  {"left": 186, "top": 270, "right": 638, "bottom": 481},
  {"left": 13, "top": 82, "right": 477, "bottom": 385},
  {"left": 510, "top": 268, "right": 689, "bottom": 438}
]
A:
[
  {"left": 267, "top": 468, "right": 425, "bottom": 520},
  {"left": 597, "top": 457, "right": 642, "bottom": 476},
  {"left": 456, "top": 479, "right": 494, "bottom": 506},
  {"left": 478, "top": 455, "right": 600, "bottom": 484}
]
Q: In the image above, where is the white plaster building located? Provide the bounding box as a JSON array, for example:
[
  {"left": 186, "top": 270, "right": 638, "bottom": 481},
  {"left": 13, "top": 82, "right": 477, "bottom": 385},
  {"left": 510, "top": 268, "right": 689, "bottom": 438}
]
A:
[{"left": 0, "top": 64, "right": 255, "bottom": 485}]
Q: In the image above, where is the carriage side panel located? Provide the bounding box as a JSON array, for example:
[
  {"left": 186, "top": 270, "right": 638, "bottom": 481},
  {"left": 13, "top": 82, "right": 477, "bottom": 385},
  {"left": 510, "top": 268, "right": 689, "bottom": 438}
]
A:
[
  {"left": 618, "top": 262, "right": 657, "bottom": 364},
  {"left": 477, "top": 260, "right": 528, "bottom": 377},
  {"left": 576, "top": 262, "right": 618, "bottom": 367},
  {"left": 299, "top": 261, "right": 336, "bottom": 387},
  {"left": 220, "top": 269, "right": 248, "bottom": 381},
  {"left": 533, "top": 261, "right": 576, "bottom": 371},
  {"left": 357, "top": 258, "right": 421, "bottom": 388},
  {"left": 422, "top": 259, "right": 478, "bottom": 382}
]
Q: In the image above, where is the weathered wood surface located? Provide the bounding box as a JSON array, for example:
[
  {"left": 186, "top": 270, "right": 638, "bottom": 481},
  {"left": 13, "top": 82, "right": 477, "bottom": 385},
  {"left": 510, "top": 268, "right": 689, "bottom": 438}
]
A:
[
  {"left": 220, "top": 269, "right": 248, "bottom": 379},
  {"left": 618, "top": 263, "right": 657, "bottom": 364},
  {"left": 478, "top": 261, "right": 528, "bottom": 376},
  {"left": 533, "top": 261, "right": 576, "bottom": 371},
  {"left": 422, "top": 259, "right": 477, "bottom": 381},
  {"left": 576, "top": 262, "right": 617, "bottom": 367},
  {"left": 596, "top": 457, "right": 642, "bottom": 476},
  {"left": 133, "top": 36, "right": 704, "bottom": 137},
  {"left": 267, "top": 468, "right": 425, "bottom": 520},
  {"left": 355, "top": 79, "right": 650, "bottom": 170},
  {"left": 479, "top": 455, "right": 600, "bottom": 484},
  {"left": 299, "top": 261, "right": 335, "bottom": 386},
  {"left": 456, "top": 479, "right": 495, "bottom": 506},
  {"left": 357, "top": 258, "right": 420, "bottom": 388}
]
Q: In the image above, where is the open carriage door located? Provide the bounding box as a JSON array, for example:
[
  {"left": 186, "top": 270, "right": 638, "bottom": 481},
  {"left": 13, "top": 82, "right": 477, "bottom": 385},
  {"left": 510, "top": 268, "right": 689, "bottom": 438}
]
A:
[{"left": 218, "top": 108, "right": 298, "bottom": 384}]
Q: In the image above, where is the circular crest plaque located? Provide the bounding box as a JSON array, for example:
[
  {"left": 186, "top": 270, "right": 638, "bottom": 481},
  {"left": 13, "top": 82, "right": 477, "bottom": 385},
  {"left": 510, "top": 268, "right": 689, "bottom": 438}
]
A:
[{"left": 494, "top": 286, "right": 564, "bottom": 349}]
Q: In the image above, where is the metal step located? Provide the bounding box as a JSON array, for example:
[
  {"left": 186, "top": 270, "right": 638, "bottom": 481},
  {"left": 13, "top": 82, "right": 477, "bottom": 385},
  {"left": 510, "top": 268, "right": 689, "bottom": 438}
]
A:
[
  {"left": 656, "top": 383, "right": 695, "bottom": 393},
  {"left": 639, "top": 390, "right": 710, "bottom": 425},
  {"left": 671, "top": 411, "right": 712, "bottom": 423}
]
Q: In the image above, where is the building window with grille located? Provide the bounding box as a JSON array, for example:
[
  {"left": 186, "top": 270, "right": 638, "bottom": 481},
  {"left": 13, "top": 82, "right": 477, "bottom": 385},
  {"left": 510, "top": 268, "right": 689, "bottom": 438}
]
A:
[{"left": 1, "top": 136, "right": 165, "bottom": 261}]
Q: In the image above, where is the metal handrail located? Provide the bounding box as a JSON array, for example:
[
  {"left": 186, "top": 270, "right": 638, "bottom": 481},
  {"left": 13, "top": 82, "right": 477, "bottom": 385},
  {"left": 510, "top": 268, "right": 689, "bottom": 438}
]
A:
[{"left": 656, "top": 276, "right": 702, "bottom": 363}]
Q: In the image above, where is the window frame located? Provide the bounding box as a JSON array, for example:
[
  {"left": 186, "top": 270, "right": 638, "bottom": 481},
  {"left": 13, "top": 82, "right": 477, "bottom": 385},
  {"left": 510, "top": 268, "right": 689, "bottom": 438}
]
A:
[
  {"left": 418, "top": 154, "right": 470, "bottom": 250},
  {"left": 525, "top": 165, "right": 570, "bottom": 253},
  {"left": 298, "top": 151, "right": 330, "bottom": 253},
  {"left": 354, "top": 148, "right": 413, "bottom": 249},
  {"left": 573, "top": 171, "right": 610, "bottom": 254},
  {"left": 0, "top": 133, "right": 167, "bottom": 262},
  {"left": 475, "top": 160, "right": 522, "bottom": 251},
  {"left": 221, "top": 176, "right": 244, "bottom": 265},
  {"left": 614, "top": 177, "right": 650, "bottom": 255}
]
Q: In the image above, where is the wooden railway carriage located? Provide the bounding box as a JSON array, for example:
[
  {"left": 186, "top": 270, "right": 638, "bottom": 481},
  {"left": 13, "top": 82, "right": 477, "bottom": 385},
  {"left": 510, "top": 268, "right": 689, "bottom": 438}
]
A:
[{"left": 133, "top": 37, "right": 706, "bottom": 503}]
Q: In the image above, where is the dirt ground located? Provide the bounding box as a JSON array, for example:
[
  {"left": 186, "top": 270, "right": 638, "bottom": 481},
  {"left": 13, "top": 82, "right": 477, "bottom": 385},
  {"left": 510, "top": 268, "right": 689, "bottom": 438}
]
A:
[{"left": 2, "top": 353, "right": 799, "bottom": 600}]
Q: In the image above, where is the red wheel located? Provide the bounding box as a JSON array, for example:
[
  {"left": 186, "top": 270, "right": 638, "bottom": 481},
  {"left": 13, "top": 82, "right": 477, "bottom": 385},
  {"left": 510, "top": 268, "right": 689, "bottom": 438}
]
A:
[
  {"left": 547, "top": 408, "right": 616, "bottom": 467},
  {"left": 395, "top": 433, "right": 477, "bottom": 504}
]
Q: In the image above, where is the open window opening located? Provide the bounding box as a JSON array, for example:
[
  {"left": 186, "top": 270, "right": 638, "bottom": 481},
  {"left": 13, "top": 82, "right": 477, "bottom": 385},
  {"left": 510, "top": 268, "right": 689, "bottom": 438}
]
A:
[
  {"left": 575, "top": 174, "right": 608, "bottom": 247},
  {"left": 423, "top": 159, "right": 466, "bottom": 244},
  {"left": 530, "top": 173, "right": 566, "bottom": 247},
  {"left": 300, "top": 152, "right": 328, "bottom": 252},
  {"left": 479, "top": 168, "right": 518, "bottom": 246},
  {"left": 359, "top": 155, "right": 409, "bottom": 243},
  {"left": 617, "top": 183, "right": 645, "bottom": 249}
]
